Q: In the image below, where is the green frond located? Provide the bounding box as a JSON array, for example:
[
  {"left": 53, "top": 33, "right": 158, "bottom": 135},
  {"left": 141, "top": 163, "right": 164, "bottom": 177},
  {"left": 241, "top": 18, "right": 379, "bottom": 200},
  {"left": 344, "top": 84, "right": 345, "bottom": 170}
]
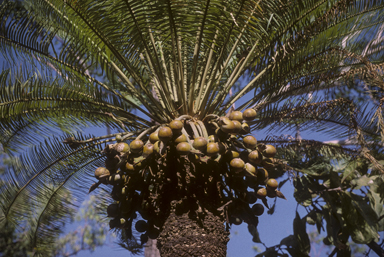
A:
[{"left": 0, "top": 135, "right": 112, "bottom": 256}]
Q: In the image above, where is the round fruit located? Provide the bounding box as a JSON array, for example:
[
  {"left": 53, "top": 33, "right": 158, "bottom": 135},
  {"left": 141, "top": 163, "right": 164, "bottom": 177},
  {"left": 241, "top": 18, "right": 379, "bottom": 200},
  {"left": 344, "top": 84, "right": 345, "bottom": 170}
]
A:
[
  {"left": 125, "top": 162, "right": 135, "bottom": 172},
  {"left": 130, "top": 139, "right": 144, "bottom": 153},
  {"left": 193, "top": 137, "right": 208, "bottom": 151},
  {"left": 153, "top": 141, "right": 160, "bottom": 154},
  {"left": 244, "top": 163, "right": 256, "bottom": 176},
  {"left": 176, "top": 142, "right": 192, "bottom": 155},
  {"left": 224, "top": 150, "right": 240, "bottom": 161},
  {"left": 266, "top": 178, "right": 278, "bottom": 190},
  {"left": 263, "top": 144, "right": 277, "bottom": 158},
  {"left": 206, "top": 142, "right": 220, "bottom": 157},
  {"left": 107, "top": 203, "right": 119, "bottom": 217},
  {"left": 243, "top": 108, "right": 257, "bottom": 121},
  {"left": 256, "top": 168, "right": 269, "bottom": 183},
  {"left": 240, "top": 122, "right": 250, "bottom": 134},
  {"left": 215, "top": 127, "right": 229, "bottom": 140},
  {"left": 230, "top": 158, "right": 245, "bottom": 173},
  {"left": 158, "top": 126, "right": 173, "bottom": 143},
  {"left": 135, "top": 220, "right": 148, "bottom": 233},
  {"left": 115, "top": 142, "right": 130, "bottom": 154},
  {"left": 246, "top": 192, "right": 257, "bottom": 204},
  {"left": 208, "top": 134, "right": 217, "bottom": 142},
  {"left": 174, "top": 133, "right": 187, "bottom": 144},
  {"left": 248, "top": 150, "right": 262, "bottom": 165},
  {"left": 94, "top": 167, "right": 110, "bottom": 180},
  {"left": 256, "top": 187, "right": 267, "bottom": 198},
  {"left": 169, "top": 120, "right": 183, "bottom": 134},
  {"left": 232, "top": 120, "right": 242, "bottom": 133},
  {"left": 251, "top": 203, "right": 264, "bottom": 216},
  {"left": 149, "top": 131, "right": 159, "bottom": 144},
  {"left": 140, "top": 234, "right": 149, "bottom": 244},
  {"left": 115, "top": 134, "right": 122, "bottom": 142},
  {"left": 262, "top": 157, "right": 274, "bottom": 169},
  {"left": 219, "top": 117, "right": 235, "bottom": 133},
  {"left": 229, "top": 111, "right": 243, "bottom": 122},
  {"left": 243, "top": 135, "right": 257, "bottom": 149},
  {"left": 142, "top": 143, "right": 154, "bottom": 157}
]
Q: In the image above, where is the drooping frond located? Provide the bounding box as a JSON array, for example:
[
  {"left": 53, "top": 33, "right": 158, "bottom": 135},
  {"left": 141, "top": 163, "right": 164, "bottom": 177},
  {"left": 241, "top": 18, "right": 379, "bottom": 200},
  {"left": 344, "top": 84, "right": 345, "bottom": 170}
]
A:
[
  {"left": 0, "top": 134, "right": 126, "bottom": 256},
  {"left": 0, "top": 69, "right": 149, "bottom": 153}
]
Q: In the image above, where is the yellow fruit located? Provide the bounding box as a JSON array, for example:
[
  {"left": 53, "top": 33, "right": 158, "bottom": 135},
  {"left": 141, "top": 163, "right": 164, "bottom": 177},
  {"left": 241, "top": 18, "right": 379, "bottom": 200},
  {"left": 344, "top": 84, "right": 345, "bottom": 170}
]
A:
[
  {"left": 149, "top": 131, "right": 159, "bottom": 144},
  {"left": 193, "top": 137, "right": 208, "bottom": 151},
  {"left": 266, "top": 178, "right": 278, "bottom": 190},
  {"left": 174, "top": 133, "right": 187, "bottom": 144},
  {"left": 206, "top": 142, "right": 220, "bottom": 157},
  {"left": 94, "top": 167, "right": 110, "bottom": 179},
  {"left": 230, "top": 158, "right": 245, "bottom": 173},
  {"left": 142, "top": 143, "right": 154, "bottom": 157},
  {"left": 243, "top": 108, "right": 257, "bottom": 121},
  {"left": 263, "top": 144, "right": 277, "bottom": 158},
  {"left": 169, "top": 120, "right": 183, "bottom": 134},
  {"left": 244, "top": 163, "right": 256, "bottom": 176},
  {"left": 248, "top": 150, "right": 262, "bottom": 165},
  {"left": 256, "top": 187, "right": 267, "bottom": 198},
  {"left": 243, "top": 135, "right": 257, "bottom": 149},
  {"left": 158, "top": 126, "right": 173, "bottom": 143},
  {"left": 176, "top": 142, "right": 191, "bottom": 155},
  {"left": 229, "top": 111, "right": 243, "bottom": 122},
  {"left": 219, "top": 117, "right": 235, "bottom": 133},
  {"left": 115, "top": 142, "right": 130, "bottom": 154},
  {"left": 130, "top": 139, "right": 144, "bottom": 153}
]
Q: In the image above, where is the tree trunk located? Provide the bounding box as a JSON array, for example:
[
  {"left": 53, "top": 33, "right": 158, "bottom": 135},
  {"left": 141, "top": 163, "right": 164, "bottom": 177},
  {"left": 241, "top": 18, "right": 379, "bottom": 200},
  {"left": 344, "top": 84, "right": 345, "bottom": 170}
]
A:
[
  {"left": 156, "top": 201, "right": 230, "bottom": 257},
  {"left": 145, "top": 239, "right": 160, "bottom": 257}
]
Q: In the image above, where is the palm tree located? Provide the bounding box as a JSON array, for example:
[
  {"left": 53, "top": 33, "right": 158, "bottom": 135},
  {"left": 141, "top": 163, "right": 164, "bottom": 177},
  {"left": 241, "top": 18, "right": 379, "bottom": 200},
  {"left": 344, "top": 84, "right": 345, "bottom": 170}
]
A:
[{"left": 0, "top": 0, "right": 383, "bottom": 256}]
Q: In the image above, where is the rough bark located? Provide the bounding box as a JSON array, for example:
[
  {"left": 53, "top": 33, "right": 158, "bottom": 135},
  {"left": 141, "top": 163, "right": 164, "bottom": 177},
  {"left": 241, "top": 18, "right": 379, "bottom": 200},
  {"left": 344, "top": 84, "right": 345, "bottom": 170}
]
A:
[{"left": 157, "top": 201, "right": 230, "bottom": 257}]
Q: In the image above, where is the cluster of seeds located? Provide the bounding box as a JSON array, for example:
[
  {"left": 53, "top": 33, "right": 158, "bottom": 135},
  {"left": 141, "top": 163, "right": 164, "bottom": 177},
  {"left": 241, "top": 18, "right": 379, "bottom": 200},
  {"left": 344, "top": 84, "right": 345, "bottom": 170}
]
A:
[{"left": 92, "top": 108, "right": 285, "bottom": 244}]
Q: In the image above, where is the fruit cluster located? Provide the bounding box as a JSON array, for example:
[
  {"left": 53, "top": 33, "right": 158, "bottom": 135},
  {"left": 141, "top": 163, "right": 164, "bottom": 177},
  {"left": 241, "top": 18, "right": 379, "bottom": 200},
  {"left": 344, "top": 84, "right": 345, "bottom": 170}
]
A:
[{"left": 91, "top": 108, "right": 285, "bottom": 243}]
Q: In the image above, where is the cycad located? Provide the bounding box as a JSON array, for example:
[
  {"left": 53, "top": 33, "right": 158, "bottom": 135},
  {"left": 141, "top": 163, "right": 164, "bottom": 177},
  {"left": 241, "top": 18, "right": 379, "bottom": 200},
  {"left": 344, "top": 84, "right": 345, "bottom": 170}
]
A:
[{"left": 0, "top": 0, "right": 383, "bottom": 256}]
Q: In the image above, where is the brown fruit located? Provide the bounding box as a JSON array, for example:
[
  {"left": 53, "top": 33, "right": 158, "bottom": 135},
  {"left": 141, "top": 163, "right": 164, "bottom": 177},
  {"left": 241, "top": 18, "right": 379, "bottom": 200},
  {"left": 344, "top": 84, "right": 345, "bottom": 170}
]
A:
[
  {"left": 263, "top": 144, "right": 277, "bottom": 158},
  {"left": 176, "top": 142, "right": 191, "bottom": 155},
  {"left": 193, "top": 137, "right": 208, "bottom": 151},
  {"left": 256, "top": 168, "right": 269, "bottom": 183},
  {"left": 251, "top": 203, "right": 264, "bottom": 216},
  {"left": 230, "top": 158, "right": 245, "bottom": 173},
  {"left": 169, "top": 120, "right": 183, "bottom": 134},
  {"left": 256, "top": 187, "right": 267, "bottom": 198},
  {"left": 135, "top": 220, "right": 148, "bottom": 233},
  {"left": 243, "top": 108, "right": 257, "bottom": 121},
  {"left": 206, "top": 142, "right": 220, "bottom": 157},
  {"left": 208, "top": 134, "right": 218, "bottom": 142},
  {"left": 240, "top": 122, "right": 250, "bottom": 134},
  {"left": 262, "top": 157, "right": 274, "bottom": 169},
  {"left": 248, "top": 150, "right": 262, "bottom": 165},
  {"left": 232, "top": 120, "right": 242, "bottom": 133},
  {"left": 243, "top": 135, "right": 257, "bottom": 149},
  {"left": 125, "top": 162, "right": 135, "bottom": 172},
  {"left": 266, "top": 178, "right": 278, "bottom": 190},
  {"left": 158, "top": 126, "right": 173, "bottom": 143},
  {"left": 130, "top": 139, "right": 144, "bottom": 153},
  {"left": 220, "top": 118, "right": 235, "bottom": 133},
  {"left": 229, "top": 111, "right": 243, "bottom": 122},
  {"left": 149, "top": 131, "right": 159, "bottom": 144},
  {"left": 115, "top": 142, "right": 130, "bottom": 153},
  {"left": 174, "top": 133, "right": 187, "bottom": 144},
  {"left": 94, "top": 167, "right": 110, "bottom": 180},
  {"left": 107, "top": 203, "right": 119, "bottom": 217},
  {"left": 142, "top": 143, "right": 154, "bottom": 157},
  {"left": 244, "top": 163, "right": 256, "bottom": 176},
  {"left": 246, "top": 192, "right": 257, "bottom": 204}
]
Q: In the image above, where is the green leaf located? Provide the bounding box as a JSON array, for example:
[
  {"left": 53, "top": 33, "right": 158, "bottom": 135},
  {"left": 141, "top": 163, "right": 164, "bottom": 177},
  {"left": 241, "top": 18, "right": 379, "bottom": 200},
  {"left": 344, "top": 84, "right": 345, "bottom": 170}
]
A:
[
  {"left": 293, "top": 211, "right": 310, "bottom": 254},
  {"left": 341, "top": 192, "right": 379, "bottom": 244}
]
